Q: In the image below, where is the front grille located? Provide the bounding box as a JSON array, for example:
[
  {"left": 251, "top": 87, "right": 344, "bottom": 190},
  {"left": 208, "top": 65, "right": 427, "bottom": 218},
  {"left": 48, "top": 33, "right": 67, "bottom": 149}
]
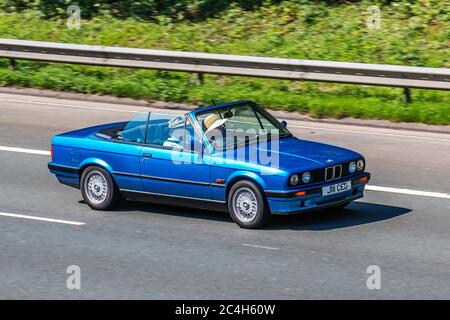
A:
[
  {"left": 335, "top": 165, "right": 342, "bottom": 179},
  {"left": 290, "top": 160, "right": 359, "bottom": 187},
  {"left": 325, "top": 167, "right": 333, "bottom": 181},
  {"left": 325, "top": 164, "right": 343, "bottom": 181}
]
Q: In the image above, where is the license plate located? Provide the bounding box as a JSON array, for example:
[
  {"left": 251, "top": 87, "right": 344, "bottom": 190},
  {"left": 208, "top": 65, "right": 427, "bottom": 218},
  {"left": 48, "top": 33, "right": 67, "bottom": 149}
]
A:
[{"left": 322, "top": 181, "right": 351, "bottom": 196}]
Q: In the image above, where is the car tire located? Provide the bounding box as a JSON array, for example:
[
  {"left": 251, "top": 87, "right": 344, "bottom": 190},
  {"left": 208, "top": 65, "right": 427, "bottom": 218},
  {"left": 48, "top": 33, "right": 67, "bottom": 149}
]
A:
[
  {"left": 228, "top": 180, "right": 271, "bottom": 229},
  {"left": 81, "top": 166, "right": 121, "bottom": 210}
]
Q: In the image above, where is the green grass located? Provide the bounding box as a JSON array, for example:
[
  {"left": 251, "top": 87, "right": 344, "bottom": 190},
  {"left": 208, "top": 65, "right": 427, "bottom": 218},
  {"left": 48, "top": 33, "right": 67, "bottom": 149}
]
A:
[{"left": 0, "top": 1, "right": 449, "bottom": 124}]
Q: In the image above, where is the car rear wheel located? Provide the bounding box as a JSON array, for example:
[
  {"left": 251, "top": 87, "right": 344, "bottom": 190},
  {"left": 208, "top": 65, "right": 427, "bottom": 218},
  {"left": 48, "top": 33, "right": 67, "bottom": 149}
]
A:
[
  {"left": 81, "top": 166, "right": 120, "bottom": 210},
  {"left": 228, "top": 180, "right": 271, "bottom": 229}
]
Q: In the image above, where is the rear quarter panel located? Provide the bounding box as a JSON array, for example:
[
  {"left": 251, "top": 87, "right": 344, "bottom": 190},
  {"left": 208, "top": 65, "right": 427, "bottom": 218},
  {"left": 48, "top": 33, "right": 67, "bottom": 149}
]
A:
[{"left": 51, "top": 126, "right": 143, "bottom": 191}]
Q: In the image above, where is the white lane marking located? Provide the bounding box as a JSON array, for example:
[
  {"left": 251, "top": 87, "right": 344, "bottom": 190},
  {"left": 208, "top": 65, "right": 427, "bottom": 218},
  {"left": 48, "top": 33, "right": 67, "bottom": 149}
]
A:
[
  {"left": 1, "top": 145, "right": 449, "bottom": 200},
  {"left": 1, "top": 96, "right": 449, "bottom": 143},
  {"left": 0, "top": 212, "right": 85, "bottom": 225},
  {"left": 0, "top": 97, "right": 140, "bottom": 113},
  {"left": 242, "top": 243, "right": 280, "bottom": 251},
  {"left": 0, "top": 146, "right": 50, "bottom": 156},
  {"left": 290, "top": 124, "right": 450, "bottom": 143},
  {"left": 366, "top": 185, "right": 450, "bottom": 199}
]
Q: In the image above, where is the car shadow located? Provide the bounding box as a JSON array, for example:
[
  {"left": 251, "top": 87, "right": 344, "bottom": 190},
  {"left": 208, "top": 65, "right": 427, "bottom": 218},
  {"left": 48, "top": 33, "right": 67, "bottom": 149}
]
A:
[
  {"left": 90, "top": 199, "right": 411, "bottom": 230},
  {"left": 108, "top": 200, "right": 235, "bottom": 224},
  {"left": 267, "top": 202, "right": 411, "bottom": 231}
]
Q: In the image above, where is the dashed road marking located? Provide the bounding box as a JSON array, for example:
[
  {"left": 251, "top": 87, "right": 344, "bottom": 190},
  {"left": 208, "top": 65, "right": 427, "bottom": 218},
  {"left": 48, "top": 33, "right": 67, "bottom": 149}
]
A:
[
  {"left": 242, "top": 243, "right": 280, "bottom": 251},
  {"left": 366, "top": 185, "right": 450, "bottom": 199},
  {"left": 290, "top": 124, "right": 450, "bottom": 143},
  {"left": 0, "top": 212, "right": 85, "bottom": 226},
  {"left": 1, "top": 145, "right": 449, "bottom": 200},
  {"left": 1, "top": 96, "right": 449, "bottom": 143},
  {"left": 0, "top": 97, "right": 140, "bottom": 113},
  {"left": 0, "top": 146, "right": 50, "bottom": 156}
]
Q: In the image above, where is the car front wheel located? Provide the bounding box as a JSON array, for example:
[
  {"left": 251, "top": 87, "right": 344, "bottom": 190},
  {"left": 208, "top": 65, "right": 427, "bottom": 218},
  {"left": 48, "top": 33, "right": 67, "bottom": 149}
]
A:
[
  {"left": 228, "top": 180, "right": 271, "bottom": 229},
  {"left": 81, "top": 166, "right": 120, "bottom": 210}
]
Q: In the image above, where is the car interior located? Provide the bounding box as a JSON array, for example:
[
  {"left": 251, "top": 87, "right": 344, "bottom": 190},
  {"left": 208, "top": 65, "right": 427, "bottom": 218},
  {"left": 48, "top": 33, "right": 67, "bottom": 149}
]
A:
[{"left": 96, "top": 115, "right": 189, "bottom": 149}]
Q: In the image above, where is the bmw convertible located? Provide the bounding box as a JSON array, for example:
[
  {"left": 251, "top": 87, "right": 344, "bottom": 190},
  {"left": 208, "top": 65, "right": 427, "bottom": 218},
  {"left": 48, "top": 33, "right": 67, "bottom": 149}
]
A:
[{"left": 48, "top": 100, "right": 370, "bottom": 228}]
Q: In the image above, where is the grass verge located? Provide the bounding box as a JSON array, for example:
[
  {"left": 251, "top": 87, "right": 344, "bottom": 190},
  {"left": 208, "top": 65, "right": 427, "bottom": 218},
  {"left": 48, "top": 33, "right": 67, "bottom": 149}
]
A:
[{"left": 0, "top": 2, "right": 448, "bottom": 124}]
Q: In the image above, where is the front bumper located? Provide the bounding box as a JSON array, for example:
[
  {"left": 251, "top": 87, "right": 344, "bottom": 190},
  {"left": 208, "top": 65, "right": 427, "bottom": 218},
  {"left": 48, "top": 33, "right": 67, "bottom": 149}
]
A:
[{"left": 266, "top": 172, "right": 370, "bottom": 215}]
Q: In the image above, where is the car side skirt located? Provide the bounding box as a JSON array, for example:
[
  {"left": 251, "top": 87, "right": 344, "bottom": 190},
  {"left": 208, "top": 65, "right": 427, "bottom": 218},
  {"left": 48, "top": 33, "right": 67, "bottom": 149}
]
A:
[{"left": 120, "top": 189, "right": 228, "bottom": 212}]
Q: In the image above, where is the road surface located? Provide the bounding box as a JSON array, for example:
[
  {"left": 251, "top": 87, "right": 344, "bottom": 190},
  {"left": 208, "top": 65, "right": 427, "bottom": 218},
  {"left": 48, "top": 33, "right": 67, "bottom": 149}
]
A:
[{"left": 0, "top": 92, "right": 449, "bottom": 299}]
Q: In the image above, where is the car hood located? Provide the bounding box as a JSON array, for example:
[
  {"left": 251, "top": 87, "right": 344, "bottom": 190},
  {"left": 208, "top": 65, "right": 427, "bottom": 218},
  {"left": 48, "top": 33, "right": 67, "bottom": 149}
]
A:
[{"left": 219, "top": 136, "right": 361, "bottom": 172}]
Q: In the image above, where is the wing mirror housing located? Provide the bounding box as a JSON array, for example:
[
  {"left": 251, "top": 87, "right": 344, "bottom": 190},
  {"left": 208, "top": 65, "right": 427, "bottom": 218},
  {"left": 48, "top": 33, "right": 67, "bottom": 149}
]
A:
[{"left": 280, "top": 120, "right": 288, "bottom": 128}]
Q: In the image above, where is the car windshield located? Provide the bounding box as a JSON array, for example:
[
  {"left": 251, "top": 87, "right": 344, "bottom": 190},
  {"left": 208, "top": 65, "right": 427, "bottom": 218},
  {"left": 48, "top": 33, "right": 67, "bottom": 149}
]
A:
[{"left": 196, "top": 102, "right": 292, "bottom": 150}]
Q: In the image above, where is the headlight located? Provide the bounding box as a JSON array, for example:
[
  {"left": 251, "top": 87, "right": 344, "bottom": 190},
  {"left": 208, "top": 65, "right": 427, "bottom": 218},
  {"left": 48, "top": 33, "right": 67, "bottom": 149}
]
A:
[
  {"left": 289, "top": 174, "right": 299, "bottom": 186},
  {"left": 357, "top": 159, "right": 365, "bottom": 171},
  {"left": 302, "top": 172, "right": 311, "bottom": 183},
  {"left": 349, "top": 161, "right": 356, "bottom": 173}
]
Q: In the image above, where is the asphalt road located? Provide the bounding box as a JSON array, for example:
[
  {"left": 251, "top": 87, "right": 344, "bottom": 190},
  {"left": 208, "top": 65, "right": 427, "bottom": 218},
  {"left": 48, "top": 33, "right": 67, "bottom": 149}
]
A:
[{"left": 0, "top": 92, "right": 449, "bottom": 299}]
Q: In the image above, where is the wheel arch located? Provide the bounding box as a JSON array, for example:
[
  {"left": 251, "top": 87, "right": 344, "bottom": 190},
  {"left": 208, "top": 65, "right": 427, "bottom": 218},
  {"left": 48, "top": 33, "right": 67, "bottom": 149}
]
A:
[
  {"left": 77, "top": 159, "right": 119, "bottom": 188},
  {"left": 225, "top": 171, "right": 267, "bottom": 200}
]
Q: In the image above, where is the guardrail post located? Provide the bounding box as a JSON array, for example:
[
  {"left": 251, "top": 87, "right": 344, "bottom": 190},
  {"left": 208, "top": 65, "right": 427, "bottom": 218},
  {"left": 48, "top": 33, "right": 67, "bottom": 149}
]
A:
[
  {"left": 402, "top": 87, "right": 411, "bottom": 104},
  {"left": 9, "top": 58, "right": 16, "bottom": 69},
  {"left": 197, "top": 72, "right": 204, "bottom": 86}
]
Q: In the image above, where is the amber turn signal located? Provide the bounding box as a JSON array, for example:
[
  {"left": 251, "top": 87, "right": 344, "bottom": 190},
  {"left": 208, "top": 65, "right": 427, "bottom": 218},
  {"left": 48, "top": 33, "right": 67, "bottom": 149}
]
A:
[
  {"left": 294, "top": 191, "right": 307, "bottom": 197},
  {"left": 359, "top": 176, "right": 368, "bottom": 183}
]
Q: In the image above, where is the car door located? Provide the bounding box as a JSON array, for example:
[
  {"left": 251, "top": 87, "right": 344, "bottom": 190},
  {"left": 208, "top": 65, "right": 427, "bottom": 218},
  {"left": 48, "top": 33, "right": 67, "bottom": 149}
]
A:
[
  {"left": 139, "top": 113, "right": 212, "bottom": 200},
  {"left": 91, "top": 113, "right": 147, "bottom": 192}
]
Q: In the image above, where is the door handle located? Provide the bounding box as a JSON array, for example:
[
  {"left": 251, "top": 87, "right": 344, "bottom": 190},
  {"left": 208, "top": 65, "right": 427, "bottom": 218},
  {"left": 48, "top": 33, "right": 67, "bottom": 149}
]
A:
[{"left": 142, "top": 153, "right": 152, "bottom": 158}]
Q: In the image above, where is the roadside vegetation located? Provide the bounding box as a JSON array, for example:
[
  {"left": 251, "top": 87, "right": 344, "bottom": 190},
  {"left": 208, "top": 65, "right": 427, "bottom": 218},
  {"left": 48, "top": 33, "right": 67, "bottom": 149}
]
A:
[{"left": 0, "top": 0, "right": 448, "bottom": 124}]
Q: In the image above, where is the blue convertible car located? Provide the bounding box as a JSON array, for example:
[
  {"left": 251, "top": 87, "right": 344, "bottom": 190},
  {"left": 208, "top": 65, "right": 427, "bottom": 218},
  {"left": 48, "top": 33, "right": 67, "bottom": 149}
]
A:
[{"left": 48, "top": 100, "right": 370, "bottom": 228}]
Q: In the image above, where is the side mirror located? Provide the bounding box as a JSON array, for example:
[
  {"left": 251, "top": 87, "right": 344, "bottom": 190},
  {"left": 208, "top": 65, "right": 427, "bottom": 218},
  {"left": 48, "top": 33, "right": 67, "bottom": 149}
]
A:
[{"left": 280, "top": 120, "right": 288, "bottom": 128}]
